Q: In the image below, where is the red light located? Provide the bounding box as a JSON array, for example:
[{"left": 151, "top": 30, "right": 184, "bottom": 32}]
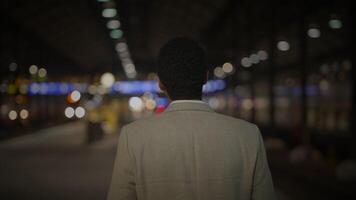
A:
[{"left": 155, "top": 105, "right": 165, "bottom": 113}]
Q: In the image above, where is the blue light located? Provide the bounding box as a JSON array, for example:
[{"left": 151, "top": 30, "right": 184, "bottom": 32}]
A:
[
  {"left": 27, "top": 80, "right": 226, "bottom": 96},
  {"left": 111, "top": 80, "right": 225, "bottom": 95},
  {"left": 39, "top": 83, "right": 49, "bottom": 95},
  {"left": 111, "top": 81, "right": 160, "bottom": 94},
  {"left": 155, "top": 97, "right": 169, "bottom": 107},
  {"left": 203, "top": 80, "right": 226, "bottom": 93},
  {"left": 29, "top": 83, "right": 40, "bottom": 95},
  {"left": 59, "top": 83, "right": 69, "bottom": 94},
  {"left": 28, "top": 82, "right": 78, "bottom": 96}
]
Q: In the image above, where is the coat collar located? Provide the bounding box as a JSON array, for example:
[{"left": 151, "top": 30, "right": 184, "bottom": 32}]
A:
[{"left": 164, "top": 100, "right": 214, "bottom": 113}]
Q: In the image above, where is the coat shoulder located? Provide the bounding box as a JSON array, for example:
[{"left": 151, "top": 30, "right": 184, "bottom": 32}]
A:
[{"left": 121, "top": 113, "right": 164, "bottom": 133}]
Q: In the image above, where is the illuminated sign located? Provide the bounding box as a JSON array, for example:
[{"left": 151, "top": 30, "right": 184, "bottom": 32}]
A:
[{"left": 28, "top": 80, "right": 226, "bottom": 96}]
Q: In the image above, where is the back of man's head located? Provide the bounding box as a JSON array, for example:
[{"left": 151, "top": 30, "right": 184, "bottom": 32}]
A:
[{"left": 157, "top": 37, "right": 207, "bottom": 100}]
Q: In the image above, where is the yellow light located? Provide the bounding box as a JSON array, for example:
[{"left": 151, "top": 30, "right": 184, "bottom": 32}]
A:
[
  {"left": 8, "top": 110, "right": 17, "bottom": 120},
  {"left": 19, "top": 84, "right": 28, "bottom": 94},
  {"left": 70, "top": 90, "right": 81, "bottom": 103},
  {"left": 145, "top": 99, "right": 156, "bottom": 110},
  {"left": 100, "top": 72, "right": 115, "bottom": 88},
  {"left": 19, "top": 109, "right": 29, "bottom": 119},
  {"left": 222, "top": 62, "right": 234, "bottom": 73},
  {"left": 147, "top": 72, "right": 158, "bottom": 81},
  {"left": 38, "top": 68, "right": 47, "bottom": 78},
  {"left": 29, "top": 65, "right": 38, "bottom": 75},
  {"left": 214, "top": 67, "right": 225, "bottom": 78}
]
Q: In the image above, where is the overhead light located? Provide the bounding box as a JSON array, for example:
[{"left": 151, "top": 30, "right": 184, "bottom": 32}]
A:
[
  {"left": 75, "top": 107, "right": 86, "bottom": 118},
  {"left": 70, "top": 90, "right": 81, "bottom": 103},
  {"left": 115, "top": 42, "right": 128, "bottom": 52},
  {"left": 241, "top": 57, "right": 252, "bottom": 67},
  {"left": 119, "top": 51, "right": 130, "bottom": 59},
  {"left": 121, "top": 58, "right": 133, "bottom": 66},
  {"left": 145, "top": 99, "right": 157, "bottom": 110},
  {"left": 29, "top": 65, "right": 38, "bottom": 75},
  {"left": 124, "top": 63, "right": 136, "bottom": 73},
  {"left": 107, "top": 20, "right": 121, "bottom": 29},
  {"left": 277, "top": 41, "right": 290, "bottom": 51},
  {"left": 64, "top": 107, "right": 75, "bottom": 118},
  {"left": 249, "top": 54, "right": 259, "bottom": 64},
  {"left": 129, "top": 97, "right": 143, "bottom": 112},
  {"left": 126, "top": 70, "right": 137, "bottom": 79},
  {"left": 19, "top": 109, "right": 29, "bottom": 119},
  {"left": 9, "top": 62, "right": 17, "bottom": 72},
  {"left": 329, "top": 19, "right": 342, "bottom": 29},
  {"left": 8, "top": 110, "right": 17, "bottom": 120},
  {"left": 100, "top": 72, "right": 115, "bottom": 88},
  {"left": 102, "top": 8, "right": 117, "bottom": 18},
  {"left": 257, "top": 50, "right": 268, "bottom": 60},
  {"left": 214, "top": 67, "right": 225, "bottom": 78},
  {"left": 308, "top": 28, "right": 321, "bottom": 38},
  {"left": 38, "top": 68, "right": 47, "bottom": 78},
  {"left": 222, "top": 62, "right": 234, "bottom": 74},
  {"left": 110, "top": 29, "right": 123, "bottom": 39}
]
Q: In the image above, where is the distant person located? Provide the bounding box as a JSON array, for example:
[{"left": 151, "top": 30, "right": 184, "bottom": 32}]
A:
[{"left": 107, "top": 38, "right": 276, "bottom": 200}]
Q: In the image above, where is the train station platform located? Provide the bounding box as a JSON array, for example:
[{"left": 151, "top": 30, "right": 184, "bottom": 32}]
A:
[
  {"left": 0, "top": 121, "right": 329, "bottom": 200},
  {"left": 0, "top": 122, "right": 117, "bottom": 200}
]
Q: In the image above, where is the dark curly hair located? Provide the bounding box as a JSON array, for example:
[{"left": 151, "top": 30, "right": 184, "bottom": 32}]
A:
[{"left": 157, "top": 37, "right": 207, "bottom": 100}]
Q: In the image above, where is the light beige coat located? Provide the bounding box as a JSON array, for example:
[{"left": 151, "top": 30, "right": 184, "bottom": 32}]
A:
[{"left": 107, "top": 101, "right": 276, "bottom": 200}]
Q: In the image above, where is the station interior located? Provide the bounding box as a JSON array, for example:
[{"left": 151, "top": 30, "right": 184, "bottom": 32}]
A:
[{"left": 0, "top": 0, "right": 354, "bottom": 199}]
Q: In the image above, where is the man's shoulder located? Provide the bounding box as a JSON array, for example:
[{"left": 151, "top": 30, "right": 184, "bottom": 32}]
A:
[
  {"left": 121, "top": 113, "right": 164, "bottom": 132},
  {"left": 123, "top": 111, "right": 258, "bottom": 135},
  {"left": 213, "top": 112, "right": 256, "bottom": 128}
]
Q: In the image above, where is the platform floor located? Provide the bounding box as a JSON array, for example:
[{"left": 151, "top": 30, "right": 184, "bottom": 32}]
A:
[{"left": 0, "top": 122, "right": 296, "bottom": 200}]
